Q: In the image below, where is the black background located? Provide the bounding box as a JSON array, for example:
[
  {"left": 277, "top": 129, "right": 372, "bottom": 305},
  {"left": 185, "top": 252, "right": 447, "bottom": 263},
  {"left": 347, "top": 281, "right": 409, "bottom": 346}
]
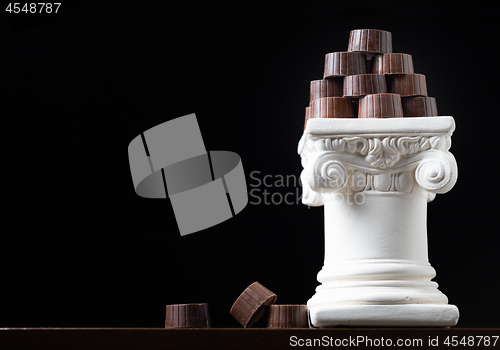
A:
[{"left": 1, "top": 1, "right": 498, "bottom": 328}]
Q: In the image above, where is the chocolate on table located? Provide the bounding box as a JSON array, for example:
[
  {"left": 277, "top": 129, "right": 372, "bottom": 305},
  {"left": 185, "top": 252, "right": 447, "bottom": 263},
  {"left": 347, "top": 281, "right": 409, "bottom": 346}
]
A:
[
  {"left": 402, "top": 96, "right": 438, "bottom": 117},
  {"left": 324, "top": 52, "right": 366, "bottom": 78},
  {"left": 311, "top": 97, "right": 354, "bottom": 119},
  {"left": 230, "top": 282, "right": 277, "bottom": 328},
  {"left": 343, "top": 74, "right": 387, "bottom": 98},
  {"left": 388, "top": 73, "right": 427, "bottom": 97},
  {"left": 264, "top": 305, "right": 308, "bottom": 328},
  {"left": 310, "top": 78, "right": 343, "bottom": 103},
  {"left": 358, "top": 93, "right": 403, "bottom": 118},
  {"left": 372, "top": 53, "right": 414, "bottom": 75},
  {"left": 165, "top": 303, "right": 211, "bottom": 328},
  {"left": 348, "top": 29, "right": 392, "bottom": 55}
]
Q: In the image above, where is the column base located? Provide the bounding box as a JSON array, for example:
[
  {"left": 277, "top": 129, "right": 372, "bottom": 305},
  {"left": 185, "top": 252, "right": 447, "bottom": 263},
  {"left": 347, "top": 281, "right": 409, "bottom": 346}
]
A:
[{"left": 308, "top": 304, "right": 459, "bottom": 327}]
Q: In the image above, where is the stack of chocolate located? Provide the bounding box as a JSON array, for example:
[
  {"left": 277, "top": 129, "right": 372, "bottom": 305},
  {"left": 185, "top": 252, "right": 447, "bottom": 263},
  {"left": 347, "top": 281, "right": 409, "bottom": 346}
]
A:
[
  {"left": 165, "top": 282, "right": 308, "bottom": 328},
  {"left": 304, "top": 29, "right": 438, "bottom": 128},
  {"left": 230, "top": 282, "right": 308, "bottom": 328}
]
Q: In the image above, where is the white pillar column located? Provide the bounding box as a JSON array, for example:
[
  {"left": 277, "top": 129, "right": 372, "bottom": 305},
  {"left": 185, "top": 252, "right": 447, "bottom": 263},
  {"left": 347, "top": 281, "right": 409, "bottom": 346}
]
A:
[{"left": 298, "top": 117, "right": 459, "bottom": 327}]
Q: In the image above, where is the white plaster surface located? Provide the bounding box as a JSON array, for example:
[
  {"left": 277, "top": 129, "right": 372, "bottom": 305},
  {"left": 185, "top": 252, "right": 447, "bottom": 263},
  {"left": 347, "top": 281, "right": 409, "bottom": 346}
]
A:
[{"left": 299, "top": 117, "right": 459, "bottom": 327}]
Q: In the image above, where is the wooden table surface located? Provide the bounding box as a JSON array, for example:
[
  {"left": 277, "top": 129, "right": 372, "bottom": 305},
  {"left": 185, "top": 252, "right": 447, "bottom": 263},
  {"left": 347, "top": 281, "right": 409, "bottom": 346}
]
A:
[{"left": 0, "top": 328, "right": 499, "bottom": 349}]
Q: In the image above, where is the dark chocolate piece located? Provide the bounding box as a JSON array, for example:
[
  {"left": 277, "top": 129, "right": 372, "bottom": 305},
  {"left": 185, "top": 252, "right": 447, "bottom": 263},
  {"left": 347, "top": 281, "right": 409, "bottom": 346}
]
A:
[
  {"left": 165, "top": 303, "right": 211, "bottom": 328},
  {"left": 402, "top": 96, "right": 438, "bottom": 117},
  {"left": 343, "top": 74, "right": 387, "bottom": 98},
  {"left": 264, "top": 305, "right": 308, "bottom": 328},
  {"left": 324, "top": 52, "right": 366, "bottom": 78},
  {"left": 372, "top": 53, "right": 414, "bottom": 75},
  {"left": 230, "top": 282, "right": 277, "bottom": 328},
  {"left": 388, "top": 73, "right": 427, "bottom": 97},
  {"left": 310, "top": 78, "right": 343, "bottom": 103},
  {"left": 348, "top": 29, "right": 392, "bottom": 54},
  {"left": 311, "top": 97, "right": 354, "bottom": 119},
  {"left": 304, "top": 106, "right": 311, "bottom": 130},
  {"left": 358, "top": 93, "right": 403, "bottom": 118}
]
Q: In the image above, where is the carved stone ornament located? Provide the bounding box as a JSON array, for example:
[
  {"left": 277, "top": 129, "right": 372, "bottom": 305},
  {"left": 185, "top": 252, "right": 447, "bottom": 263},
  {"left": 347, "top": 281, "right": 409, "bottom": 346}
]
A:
[{"left": 298, "top": 117, "right": 459, "bottom": 327}]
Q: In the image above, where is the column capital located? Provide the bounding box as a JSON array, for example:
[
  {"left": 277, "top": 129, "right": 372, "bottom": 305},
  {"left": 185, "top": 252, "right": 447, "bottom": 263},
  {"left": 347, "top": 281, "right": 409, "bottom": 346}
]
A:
[{"left": 299, "top": 117, "right": 457, "bottom": 206}]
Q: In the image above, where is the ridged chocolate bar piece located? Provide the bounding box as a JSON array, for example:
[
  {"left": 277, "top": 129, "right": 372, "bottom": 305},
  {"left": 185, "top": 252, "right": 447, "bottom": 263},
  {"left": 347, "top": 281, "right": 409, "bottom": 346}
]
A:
[
  {"left": 264, "top": 305, "right": 308, "bottom": 328},
  {"left": 348, "top": 29, "right": 392, "bottom": 54},
  {"left": 372, "top": 53, "right": 414, "bottom": 75},
  {"left": 358, "top": 93, "right": 403, "bottom": 118},
  {"left": 343, "top": 74, "right": 387, "bottom": 98},
  {"left": 165, "top": 303, "right": 211, "bottom": 328},
  {"left": 402, "top": 96, "right": 438, "bottom": 117},
  {"left": 324, "top": 52, "right": 366, "bottom": 78},
  {"left": 311, "top": 97, "right": 354, "bottom": 119},
  {"left": 388, "top": 73, "right": 427, "bottom": 97},
  {"left": 304, "top": 106, "right": 311, "bottom": 130},
  {"left": 230, "top": 282, "right": 277, "bottom": 328},
  {"left": 310, "top": 78, "right": 343, "bottom": 103}
]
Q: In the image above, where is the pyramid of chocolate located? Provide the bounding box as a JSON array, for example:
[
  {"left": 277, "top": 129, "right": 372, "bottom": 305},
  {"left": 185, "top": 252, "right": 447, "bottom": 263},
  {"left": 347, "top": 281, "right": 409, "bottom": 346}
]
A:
[{"left": 303, "top": 29, "right": 441, "bottom": 125}]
